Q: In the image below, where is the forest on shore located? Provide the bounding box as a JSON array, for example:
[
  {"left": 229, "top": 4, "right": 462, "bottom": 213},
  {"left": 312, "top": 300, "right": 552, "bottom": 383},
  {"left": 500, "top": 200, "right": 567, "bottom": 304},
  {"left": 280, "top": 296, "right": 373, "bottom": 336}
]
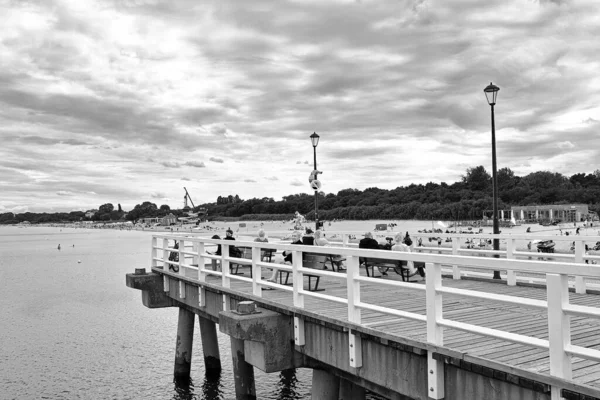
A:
[{"left": 2, "top": 166, "right": 600, "bottom": 225}]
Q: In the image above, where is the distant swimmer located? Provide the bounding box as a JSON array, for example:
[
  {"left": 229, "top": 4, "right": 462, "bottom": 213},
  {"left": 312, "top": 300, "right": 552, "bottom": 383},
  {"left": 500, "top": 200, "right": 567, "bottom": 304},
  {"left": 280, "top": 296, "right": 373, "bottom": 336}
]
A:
[{"left": 58, "top": 244, "right": 61, "bottom": 250}]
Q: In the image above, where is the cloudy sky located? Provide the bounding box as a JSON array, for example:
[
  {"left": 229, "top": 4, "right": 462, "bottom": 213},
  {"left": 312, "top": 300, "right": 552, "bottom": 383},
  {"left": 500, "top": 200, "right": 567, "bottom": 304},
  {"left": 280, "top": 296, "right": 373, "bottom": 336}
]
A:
[{"left": 1, "top": 0, "right": 599, "bottom": 213}]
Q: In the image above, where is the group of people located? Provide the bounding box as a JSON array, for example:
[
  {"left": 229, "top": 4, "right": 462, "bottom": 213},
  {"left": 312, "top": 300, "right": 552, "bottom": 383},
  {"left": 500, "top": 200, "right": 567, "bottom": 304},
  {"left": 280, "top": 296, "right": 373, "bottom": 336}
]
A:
[
  {"left": 202, "top": 226, "right": 422, "bottom": 283},
  {"left": 358, "top": 231, "right": 421, "bottom": 277}
]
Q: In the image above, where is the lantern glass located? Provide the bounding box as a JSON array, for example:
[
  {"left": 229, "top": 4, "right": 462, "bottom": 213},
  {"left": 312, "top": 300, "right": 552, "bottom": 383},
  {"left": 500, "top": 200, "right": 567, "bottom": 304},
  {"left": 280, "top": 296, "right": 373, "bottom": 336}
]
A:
[
  {"left": 310, "top": 132, "right": 320, "bottom": 147},
  {"left": 484, "top": 82, "right": 500, "bottom": 105}
]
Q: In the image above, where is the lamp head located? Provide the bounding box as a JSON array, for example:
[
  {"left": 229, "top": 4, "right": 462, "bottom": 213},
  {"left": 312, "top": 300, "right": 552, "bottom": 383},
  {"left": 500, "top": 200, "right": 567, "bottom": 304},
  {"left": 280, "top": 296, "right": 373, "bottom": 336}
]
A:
[
  {"left": 310, "top": 132, "right": 320, "bottom": 148},
  {"left": 484, "top": 82, "right": 500, "bottom": 106}
]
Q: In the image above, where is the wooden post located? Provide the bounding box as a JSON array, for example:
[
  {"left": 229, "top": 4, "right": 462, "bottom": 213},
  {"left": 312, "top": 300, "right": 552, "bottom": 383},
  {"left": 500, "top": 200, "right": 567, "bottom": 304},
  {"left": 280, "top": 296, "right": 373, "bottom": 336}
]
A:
[
  {"left": 547, "top": 273, "right": 572, "bottom": 399},
  {"left": 163, "top": 238, "right": 170, "bottom": 292},
  {"left": 426, "top": 262, "right": 444, "bottom": 399},
  {"left": 574, "top": 240, "right": 586, "bottom": 294},
  {"left": 346, "top": 255, "right": 362, "bottom": 368},
  {"left": 506, "top": 238, "right": 516, "bottom": 286},
  {"left": 222, "top": 244, "right": 231, "bottom": 311},
  {"left": 198, "top": 242, "right": 206, "bottom": 307},
  {"left": 252, "top": 246, "right": 262, "bottom": 296},
  {"left": 292, "top": 250, "right": 305, "bottom": 346},
  {"left": 179, "top": 239, "right": 185, "bottom": 299},
  {"left": 230, "top": 337, "right": 256, "bottom": 399},
  {"left": 311, "top": 369, "right": 339, "bottom": 400},
  {"left": 451, "top": 238, "right": 460, "bottom": 280},
  {"left": 174, "top": 307, "right": 195, "bottom": 378},
  {"left": 198, "top": 316, "right": 221, "bottom": 373}
]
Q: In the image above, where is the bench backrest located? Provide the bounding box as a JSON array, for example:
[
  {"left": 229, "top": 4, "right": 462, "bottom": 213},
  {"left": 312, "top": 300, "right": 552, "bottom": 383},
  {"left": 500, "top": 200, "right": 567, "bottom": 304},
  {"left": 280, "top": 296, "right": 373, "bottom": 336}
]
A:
[
  {"left": 303, "top": 253, "right": 326, "bottom": 269},
  {"left": 362, "top": 256, "right": 400, "bottom": 266}
]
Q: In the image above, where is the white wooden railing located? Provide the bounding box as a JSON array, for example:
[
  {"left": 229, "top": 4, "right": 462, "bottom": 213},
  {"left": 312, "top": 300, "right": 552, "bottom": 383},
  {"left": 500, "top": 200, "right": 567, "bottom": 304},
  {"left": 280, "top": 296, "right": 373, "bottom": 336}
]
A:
[{"left": 152, "top": 234, "right": 600, "bottom": 400}]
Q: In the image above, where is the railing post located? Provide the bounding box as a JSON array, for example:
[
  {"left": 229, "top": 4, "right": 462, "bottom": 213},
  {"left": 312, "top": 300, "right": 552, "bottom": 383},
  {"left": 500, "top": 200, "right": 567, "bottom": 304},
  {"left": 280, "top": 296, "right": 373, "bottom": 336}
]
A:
[
  {"left": 451, "top": 238, "right": 460, "bottom": 280},
  {"left": 343, "top": 234, "right": 349, "bottom": 247},
  {"left": 178, "top": 239, "right": 185, "bottom": 299},
  {"left": 151, "top": 236, "right": 158, "bottom": 268},
  {"left": 574, "top": 240, "right": 586, "bottom": 294},
  {"left": 163, "top": 238, "right": 169, "bottom": 292},
  {"left": 426, "top": 262, "right": 444, "bottom": 399},
  {"left": 292, "top": 250, "right": 305, "bottom": 346},
  {"left": 251, "top": 246, "right": 262, "bottom": 297},
  {"left": 197, "top": 242, "right": 206, "bottom": 307},
  {"left": 222, "top": 243, "right": 230, "bottom": 311},
  {"left": 346, "top": 255, "right": 362, "bottom": 368},
  {"left": 546, "top": 273, "right": 572, "bottom": 399},
  {"left": 506, "top": 238, "right": 516, "bottom": 286}
]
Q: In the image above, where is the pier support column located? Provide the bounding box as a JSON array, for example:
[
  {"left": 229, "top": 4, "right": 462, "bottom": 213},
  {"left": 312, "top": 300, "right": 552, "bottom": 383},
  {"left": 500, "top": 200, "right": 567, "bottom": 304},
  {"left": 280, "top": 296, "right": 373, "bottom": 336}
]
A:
[
  {"left": 198, "top": 316, "right": 221, "bottom": 373},
  {"left": 311, "top": 369, "right": 339, "bottom": 400},
  {"left": 231, "top": 337, "right": 256, "bottom": 400},
  {"left": 174, "top": 308, "right": 195, "bottom": 378},
  {"left": 339, "top": 379, "right": 365, "bottom": 400}
]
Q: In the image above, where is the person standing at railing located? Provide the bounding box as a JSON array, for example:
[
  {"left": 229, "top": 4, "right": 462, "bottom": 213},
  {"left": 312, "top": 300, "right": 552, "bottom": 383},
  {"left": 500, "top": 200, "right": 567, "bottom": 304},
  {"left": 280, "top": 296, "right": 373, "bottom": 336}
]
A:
[{"left": 314, "top": 230, "right": 346, "bottom": 271}]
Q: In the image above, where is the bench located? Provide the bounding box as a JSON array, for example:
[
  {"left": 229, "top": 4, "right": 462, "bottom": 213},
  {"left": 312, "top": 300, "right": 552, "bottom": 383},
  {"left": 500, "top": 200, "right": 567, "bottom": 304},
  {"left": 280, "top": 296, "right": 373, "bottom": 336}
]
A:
[
  {"left": 363, "top": 257, "right": 426, "bottom": 280},
  {"left": 278, "top": 253, "right": 326, "bottom": 291}
]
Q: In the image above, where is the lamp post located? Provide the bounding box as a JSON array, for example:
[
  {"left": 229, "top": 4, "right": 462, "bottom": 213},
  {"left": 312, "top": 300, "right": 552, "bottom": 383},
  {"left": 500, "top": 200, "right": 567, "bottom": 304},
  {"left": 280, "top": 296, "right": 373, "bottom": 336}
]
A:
[
  {"left": 310, "top": 132, "right": 320, "bottom": 230},
  {"left": 484, "top": 82, "right": 501, "bottom": 280}
]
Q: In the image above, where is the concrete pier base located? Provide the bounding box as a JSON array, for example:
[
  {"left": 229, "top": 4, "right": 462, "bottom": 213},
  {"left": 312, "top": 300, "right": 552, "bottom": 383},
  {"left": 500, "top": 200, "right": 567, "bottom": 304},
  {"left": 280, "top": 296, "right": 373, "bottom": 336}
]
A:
[
  {"left": 174, "top": 307, "right": 195, "bottom": 378},
  {"left": 339, "top": 379, "right": 366, "bottom": 400},
  {"left": 312, "top": 369, "right": 340, "bottom": 400},
  {"left": 231, "top": 337, "right": 256, "bottom": 400},
  {"left": 198, "top": 316, "right": 221, "bottom": 373}
]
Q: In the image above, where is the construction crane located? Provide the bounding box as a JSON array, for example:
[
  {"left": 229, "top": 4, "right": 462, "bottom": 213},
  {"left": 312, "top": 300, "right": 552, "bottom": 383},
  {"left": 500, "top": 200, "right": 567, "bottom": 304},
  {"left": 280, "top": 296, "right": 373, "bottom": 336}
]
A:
[{"left": 183, "top": 187, "right": 195, "bottom": 209}]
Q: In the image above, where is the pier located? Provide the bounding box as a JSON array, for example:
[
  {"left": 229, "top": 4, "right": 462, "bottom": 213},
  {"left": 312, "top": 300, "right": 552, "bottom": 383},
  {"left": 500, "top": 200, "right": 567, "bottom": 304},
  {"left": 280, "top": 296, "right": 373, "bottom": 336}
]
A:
[{"left": 126, "top": 233, "right": 600, "bottom": 400}]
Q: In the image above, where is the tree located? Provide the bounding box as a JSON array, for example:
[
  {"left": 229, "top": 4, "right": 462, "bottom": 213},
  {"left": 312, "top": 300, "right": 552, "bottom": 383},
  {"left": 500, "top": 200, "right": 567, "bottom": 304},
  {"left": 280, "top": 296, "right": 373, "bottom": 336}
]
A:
[
  {"left": 98, "top": 203, "right": 114, "bottom": 214},
  {"left": 462, "top": 166, "right": 491, "bottom": 191},
  {"left": 118, "top": 204, "right": 123, "bottom": 212}
]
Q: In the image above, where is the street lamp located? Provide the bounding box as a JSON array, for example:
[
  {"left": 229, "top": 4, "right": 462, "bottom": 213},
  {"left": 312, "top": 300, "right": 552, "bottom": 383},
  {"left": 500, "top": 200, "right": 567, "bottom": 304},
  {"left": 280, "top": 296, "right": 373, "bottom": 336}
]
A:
[
  {"left": 310, "top": 132, "right": 320, "bottom": 230},
  {"left": 484, "top": 82, "right": 501, "bottom": 280}
]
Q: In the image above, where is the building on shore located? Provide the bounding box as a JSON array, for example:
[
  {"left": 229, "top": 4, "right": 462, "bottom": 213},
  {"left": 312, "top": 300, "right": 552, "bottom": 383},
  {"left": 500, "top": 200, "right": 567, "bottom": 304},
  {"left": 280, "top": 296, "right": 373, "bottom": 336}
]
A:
[{"left": 510, "top": 204, "right": 590, "bottom": 224}]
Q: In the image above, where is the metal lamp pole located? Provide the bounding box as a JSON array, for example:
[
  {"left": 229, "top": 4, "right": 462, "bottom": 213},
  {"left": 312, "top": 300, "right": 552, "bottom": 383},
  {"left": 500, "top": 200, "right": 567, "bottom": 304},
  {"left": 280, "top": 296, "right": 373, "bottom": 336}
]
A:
[
  {"left": 484, "top": 83, "right": 501, "bottom": 280},
  {"left": 310, "top": 132, "right": 320, "bottom": 231}
]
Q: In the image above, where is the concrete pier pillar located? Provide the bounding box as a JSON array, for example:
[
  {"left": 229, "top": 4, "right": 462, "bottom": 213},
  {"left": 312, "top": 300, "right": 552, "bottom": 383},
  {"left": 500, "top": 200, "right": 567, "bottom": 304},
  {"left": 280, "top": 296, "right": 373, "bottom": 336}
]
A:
[
  {"left": 174, "top": 307, "right": 195, "bottom": 378},
  {"left": 311, "top": 369, "right": 339, "bottom": 400},
  {"left": 339, "top": 379, "right": 365, "bottom": 400},
  {"left": 230, "top": 337, "right": 256, "bottom": 400},
  {"left": 198, "top": 316, "right": 221, "bottom": 373}
]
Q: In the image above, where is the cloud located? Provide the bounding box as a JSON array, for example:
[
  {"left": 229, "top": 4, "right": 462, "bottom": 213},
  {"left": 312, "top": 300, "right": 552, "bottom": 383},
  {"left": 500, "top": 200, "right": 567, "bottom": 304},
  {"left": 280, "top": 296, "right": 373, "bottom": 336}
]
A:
[
  {"left": 290, "top": 179, "right": 304, "bottom": 187},
  {"left": 181, "top": 177, "right": 190, "bottom": 181},
  {"left": 151, "top": 192, "right": 167, "bottom": 199},
  {"left": 161, "top": 161, "right": 181, "bottom": 168},
  {"left": 266, "top": 176, "right": 278, "bottom": 181},
  {"left": 2, "top": 0, "right": 600, "bottom": 211},
  {"left": 244, "top": 179, "right": 256, "bottom": 183},
  {"left": 185, "top": 161, "right": 206, "bottom": 168}
]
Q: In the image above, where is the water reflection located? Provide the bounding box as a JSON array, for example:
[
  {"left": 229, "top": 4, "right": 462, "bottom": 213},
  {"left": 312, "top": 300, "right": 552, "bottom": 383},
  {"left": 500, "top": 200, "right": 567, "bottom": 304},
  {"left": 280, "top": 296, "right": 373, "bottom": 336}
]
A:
[
  {"left": 172, "top": 376, "right": 196, "bottom": 400},
  {"left": 200, "top": 370, "right": 224, "bottom": 400},
  {"left": 276, "top": 369, "right": 300, "bottom": 399}
]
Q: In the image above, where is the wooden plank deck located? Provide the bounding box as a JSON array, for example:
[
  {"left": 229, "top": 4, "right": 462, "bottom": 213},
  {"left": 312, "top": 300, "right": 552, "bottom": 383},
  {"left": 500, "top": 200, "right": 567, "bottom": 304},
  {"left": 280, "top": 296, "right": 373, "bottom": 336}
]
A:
[{"left": 199, "top": 265, "right": 600, "bottom": 391}]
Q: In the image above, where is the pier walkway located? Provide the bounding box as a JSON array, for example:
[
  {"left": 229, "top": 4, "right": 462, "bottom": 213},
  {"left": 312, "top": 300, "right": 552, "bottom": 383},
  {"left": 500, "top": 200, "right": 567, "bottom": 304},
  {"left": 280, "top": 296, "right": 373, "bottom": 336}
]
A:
[{"left": 127, "top": 233, "right": 600, "bottom": 400}]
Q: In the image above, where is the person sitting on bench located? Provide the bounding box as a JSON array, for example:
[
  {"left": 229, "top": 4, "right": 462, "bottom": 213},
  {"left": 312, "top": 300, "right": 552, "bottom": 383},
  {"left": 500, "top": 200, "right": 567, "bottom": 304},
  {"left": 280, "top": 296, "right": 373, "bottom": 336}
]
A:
[
  {"left": 268, "top": 231, "right": 303, "bottom": 282},
  {"left": 391, "top": 232, "right": 421, "bottom": 277},
  {"left": 359, "top": 232, "right": 387, "bottom": 275},
  {"left": 314, "top": 230, "right": 346, "bottom": 271}
]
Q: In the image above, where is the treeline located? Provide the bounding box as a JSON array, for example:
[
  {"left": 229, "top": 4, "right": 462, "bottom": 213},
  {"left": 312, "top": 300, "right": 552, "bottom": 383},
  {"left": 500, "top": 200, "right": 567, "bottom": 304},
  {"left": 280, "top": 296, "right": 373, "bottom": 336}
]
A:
[
  {"left": 3, "top": 167, "right": 600, "bottom": 225},
  {"left": 199, "top": 167, "right": 600, "bottom": 221}
]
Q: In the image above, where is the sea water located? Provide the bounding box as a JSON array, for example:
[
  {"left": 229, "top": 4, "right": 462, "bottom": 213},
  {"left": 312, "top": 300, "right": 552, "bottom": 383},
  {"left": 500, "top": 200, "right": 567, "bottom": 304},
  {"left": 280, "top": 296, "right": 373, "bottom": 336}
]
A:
[{"left": 1, "top": 226, "right": 393, "bottom": 400}]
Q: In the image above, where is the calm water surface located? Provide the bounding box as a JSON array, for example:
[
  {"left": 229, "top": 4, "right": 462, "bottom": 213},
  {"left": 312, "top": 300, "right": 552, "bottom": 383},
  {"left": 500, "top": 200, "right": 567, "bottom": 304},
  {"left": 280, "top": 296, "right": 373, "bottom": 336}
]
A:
[{"left": 1, "top": 226, "right": 393, "bottom": 400}]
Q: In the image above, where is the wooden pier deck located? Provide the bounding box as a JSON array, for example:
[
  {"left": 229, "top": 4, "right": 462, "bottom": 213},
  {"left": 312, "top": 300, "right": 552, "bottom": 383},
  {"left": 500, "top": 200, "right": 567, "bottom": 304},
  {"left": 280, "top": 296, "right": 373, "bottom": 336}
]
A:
[
  {"left": 142, "top": 233, "right": 600, "bottom": 399},
  {"left": 198, "top": 267, "right": 600, "bottom": 392}
]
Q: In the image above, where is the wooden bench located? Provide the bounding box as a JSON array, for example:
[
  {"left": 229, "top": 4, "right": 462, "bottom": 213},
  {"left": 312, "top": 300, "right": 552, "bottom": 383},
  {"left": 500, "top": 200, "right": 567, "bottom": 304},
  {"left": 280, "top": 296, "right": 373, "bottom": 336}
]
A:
[
  {"left": 279, "top": 253, "right": 325, "bottom": 291},
  {"left": 362, "top": 257, "right": 426, "bottom": 280}
]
